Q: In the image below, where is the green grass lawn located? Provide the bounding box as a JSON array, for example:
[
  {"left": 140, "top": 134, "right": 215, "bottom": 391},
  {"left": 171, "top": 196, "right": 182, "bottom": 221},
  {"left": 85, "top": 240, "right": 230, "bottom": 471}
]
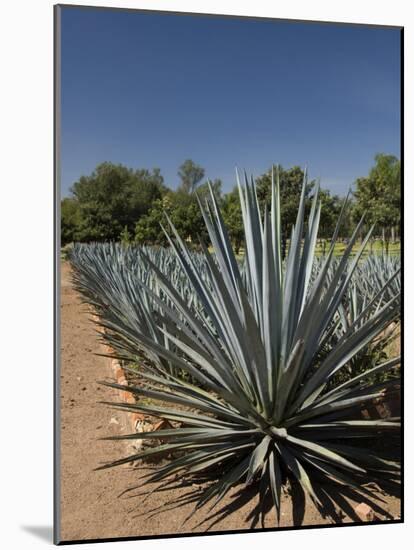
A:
[{"left": 315, "top": 239, "right": 400, "bottom": 257}]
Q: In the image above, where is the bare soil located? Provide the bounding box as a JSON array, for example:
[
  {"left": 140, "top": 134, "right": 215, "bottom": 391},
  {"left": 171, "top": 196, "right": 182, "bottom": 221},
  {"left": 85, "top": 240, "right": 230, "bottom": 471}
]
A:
[{"left": 59, "top": 261, "right": 401, "bottom": 542}]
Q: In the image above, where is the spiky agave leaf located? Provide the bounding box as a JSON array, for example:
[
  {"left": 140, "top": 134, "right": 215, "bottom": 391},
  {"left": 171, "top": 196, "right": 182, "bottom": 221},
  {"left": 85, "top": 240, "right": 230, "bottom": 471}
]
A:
[{"left": 77, "top": 168, "right": 400, "bottom": 526}]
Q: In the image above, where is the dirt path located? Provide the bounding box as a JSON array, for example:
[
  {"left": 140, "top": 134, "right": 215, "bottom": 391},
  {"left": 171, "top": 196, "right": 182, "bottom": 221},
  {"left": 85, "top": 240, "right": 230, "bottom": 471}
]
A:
[{"left": 59, "top": 261, "right": 400, "bottom": 542}]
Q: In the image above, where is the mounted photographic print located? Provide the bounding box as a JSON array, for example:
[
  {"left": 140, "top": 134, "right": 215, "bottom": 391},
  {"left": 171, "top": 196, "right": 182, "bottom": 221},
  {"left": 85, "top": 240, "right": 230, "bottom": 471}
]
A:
[{"left": 54, "top": 3, "right": 403, "bottom": 544}]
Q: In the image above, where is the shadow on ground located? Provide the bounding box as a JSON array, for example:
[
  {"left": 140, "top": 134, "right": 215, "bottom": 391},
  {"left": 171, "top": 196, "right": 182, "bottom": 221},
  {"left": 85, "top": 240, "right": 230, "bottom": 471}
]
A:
[{"left": 21, "top": 526, "right": 53, "bottom": 543}]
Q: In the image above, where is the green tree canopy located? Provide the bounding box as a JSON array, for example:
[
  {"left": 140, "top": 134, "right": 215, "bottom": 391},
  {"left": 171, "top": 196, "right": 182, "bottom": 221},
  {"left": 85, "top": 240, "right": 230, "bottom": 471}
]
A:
[
  {"left": 318, "top": 189, "right": 342, "bottom": 239},
  {"left": 70, "top": 162, "right": 166, "bottom": 241},
  {"left": 135, "top": 189, "right": 209, "bottom": 246},
  {"left": 134, "top": 198, "right": 166, "bottom": 245},
  {"left": 256, "top": 165, "right": 315, "bottom": 257},
  {"left": 196, "top": 178, "right": 223, "bottom": 202},
  {"left": 335, "top": 195, "right": 354, "bottom": 240},
  {"left": 256, "top": 165, "right": 315, "bottom": 235},
  {"left": 61, "top": 197, "right": 81, "bottom": 245},
  {"left": 61, "top": 157, "right": 398, "bottom": 252},
  {"left": 221, "top": 186, "right": 244, "bottom": 255},
  {"left": 353, "top": 154, "right": 401, "bottom": 242},
  {"left": 177, "top": 159, "right": 205, "bottom": 193}
]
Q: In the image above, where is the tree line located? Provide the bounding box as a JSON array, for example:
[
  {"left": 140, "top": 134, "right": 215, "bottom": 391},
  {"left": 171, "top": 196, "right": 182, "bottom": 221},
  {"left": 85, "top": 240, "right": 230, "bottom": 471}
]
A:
[{"left": 61, "top": 154, "right": 401, "bottom": 253}]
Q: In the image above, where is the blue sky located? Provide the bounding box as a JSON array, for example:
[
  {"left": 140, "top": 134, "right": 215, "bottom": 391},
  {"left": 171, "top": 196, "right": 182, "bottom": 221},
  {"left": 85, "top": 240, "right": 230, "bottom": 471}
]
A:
[{"left": 60, "top": 7, "right": 401, "bottom": 197}]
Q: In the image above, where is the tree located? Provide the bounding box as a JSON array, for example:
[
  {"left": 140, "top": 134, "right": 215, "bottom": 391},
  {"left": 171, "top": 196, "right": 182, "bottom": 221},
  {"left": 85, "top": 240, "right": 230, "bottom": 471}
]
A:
[
  {"left": 135, "top": 189, "right": 209, "bottom": 246},
  {"left": 61, "top": 197, "right": 81, "bottom": 245},
  {"left": 353, "top": 154, "right": 401, "bottom": 252},
  {"left": 196, "top": 178, "right": 223, "bottom": 202},
  {"left": 135, "top": 198, "right": 169, "bottom": 245},
  {"left": 318, "top": 189, "right": 342, "bottom": 242},
  {"left": 177, "top": 160, "right": 205, "bottom": 193},
  {"left": 335, "top": 196, "right": 355, "bottom": 240},
  {"left": 256, "top": 165, "right": 315, "bottom": 258},
  {"left": 135, "top": 179, "right": 223, "bottom": 247},
  {"left": 221, "top": 186, "right": 244, "bottom": 255},
  {"left": 70, "top": 162, "right": 166, "bottom": 241}
]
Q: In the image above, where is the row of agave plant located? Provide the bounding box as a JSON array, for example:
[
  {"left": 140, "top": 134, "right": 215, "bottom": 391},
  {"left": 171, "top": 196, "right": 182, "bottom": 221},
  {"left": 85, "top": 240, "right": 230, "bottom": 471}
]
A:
[
  {"left": 71, "top": 246, "right": 400, "bottom": 387},
  {"left": 69, "top": 169, "right": 401, "bottom": 526}
]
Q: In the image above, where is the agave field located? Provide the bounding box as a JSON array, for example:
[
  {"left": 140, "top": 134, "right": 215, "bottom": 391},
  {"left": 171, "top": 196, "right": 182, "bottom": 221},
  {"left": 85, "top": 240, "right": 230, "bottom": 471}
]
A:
[{"left": 70, "top": 170, "right": 401, "bottom": 527}]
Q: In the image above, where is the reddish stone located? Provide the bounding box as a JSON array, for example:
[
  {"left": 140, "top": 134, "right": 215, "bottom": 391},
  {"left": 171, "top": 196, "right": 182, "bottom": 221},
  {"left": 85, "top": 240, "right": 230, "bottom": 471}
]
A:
[
  {"left": 355, "top": 502, "right": 375, "bottom": 521},
  {"left": 114, "top": 365, "right": 124, "bottom": 379},
  {"left": 131, "top": 412, "right": 145, "bottom": 425},
  {"left": 153, "top": 419, "right": 173, "bottom": 431}
]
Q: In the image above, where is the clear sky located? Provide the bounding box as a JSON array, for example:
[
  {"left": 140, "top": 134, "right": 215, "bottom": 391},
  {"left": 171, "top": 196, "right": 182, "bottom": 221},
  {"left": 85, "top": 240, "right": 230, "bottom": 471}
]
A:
[{"left": 60, "top": 6, "right": 401, "bottom": 197}]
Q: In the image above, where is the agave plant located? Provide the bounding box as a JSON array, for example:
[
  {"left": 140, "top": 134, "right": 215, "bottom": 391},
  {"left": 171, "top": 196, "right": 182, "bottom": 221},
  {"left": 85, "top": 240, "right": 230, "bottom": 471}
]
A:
[
  {"left": 354, "top": 254, "right": 401, "bottom": 306},
  {"left": 77, "top": 169, "right": 400, "bottom": 526},
  {"left": 329, "top": 277, "right": 400, "bottom": 385},
  {"left": 70, "top": 242, "right": 214, "bottom": 380}
]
